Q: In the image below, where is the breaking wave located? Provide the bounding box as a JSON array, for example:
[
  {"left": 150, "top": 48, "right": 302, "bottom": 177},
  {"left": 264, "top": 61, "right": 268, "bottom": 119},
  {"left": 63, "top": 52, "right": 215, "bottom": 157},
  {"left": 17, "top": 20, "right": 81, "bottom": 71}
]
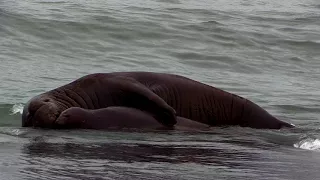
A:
[{"left": 294, "top": 138, "right": 320, "bottom": 151}]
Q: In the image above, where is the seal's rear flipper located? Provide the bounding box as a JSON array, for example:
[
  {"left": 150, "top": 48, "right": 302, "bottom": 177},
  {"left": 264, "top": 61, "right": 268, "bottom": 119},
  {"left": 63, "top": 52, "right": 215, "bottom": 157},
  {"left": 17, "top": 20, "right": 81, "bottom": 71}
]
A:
[{"left": 281, "top": 122, "right": 295, "bottom": 128}]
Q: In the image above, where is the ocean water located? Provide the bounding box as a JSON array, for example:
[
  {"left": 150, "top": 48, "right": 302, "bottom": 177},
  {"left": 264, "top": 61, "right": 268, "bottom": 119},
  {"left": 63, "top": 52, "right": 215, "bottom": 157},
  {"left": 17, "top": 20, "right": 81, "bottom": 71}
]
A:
[{"left": 1, "top": 0, "right": 320, "bottom": 179}]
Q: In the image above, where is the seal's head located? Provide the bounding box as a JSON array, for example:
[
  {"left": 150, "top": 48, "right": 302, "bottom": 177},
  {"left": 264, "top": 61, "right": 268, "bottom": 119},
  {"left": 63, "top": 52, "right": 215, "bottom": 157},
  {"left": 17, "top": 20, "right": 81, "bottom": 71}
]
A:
[
  {"left": 22, "top": 94, "right": 63, "bottom": 128},
  {"left": 55, "top": 107, "right": 89, "bottom": 128}
]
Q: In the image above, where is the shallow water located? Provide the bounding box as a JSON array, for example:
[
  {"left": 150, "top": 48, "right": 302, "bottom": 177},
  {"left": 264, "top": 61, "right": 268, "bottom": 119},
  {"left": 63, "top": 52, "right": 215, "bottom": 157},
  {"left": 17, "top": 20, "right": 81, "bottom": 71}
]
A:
[{"left": 1, "top": 0, "right": 320, "bottom": 179}]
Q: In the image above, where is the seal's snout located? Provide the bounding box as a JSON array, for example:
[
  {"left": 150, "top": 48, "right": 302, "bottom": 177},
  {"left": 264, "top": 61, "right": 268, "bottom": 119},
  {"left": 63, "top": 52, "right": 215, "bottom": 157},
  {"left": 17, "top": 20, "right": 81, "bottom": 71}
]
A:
[
  {"left": 22, "top": 103, "right": 32, "bottom": 127},
  {"left": 22, "top": 96, "right": 61, "bottom": 127},
  {"left": 21, "top": 97, "right": 42, "bottom": 127}
]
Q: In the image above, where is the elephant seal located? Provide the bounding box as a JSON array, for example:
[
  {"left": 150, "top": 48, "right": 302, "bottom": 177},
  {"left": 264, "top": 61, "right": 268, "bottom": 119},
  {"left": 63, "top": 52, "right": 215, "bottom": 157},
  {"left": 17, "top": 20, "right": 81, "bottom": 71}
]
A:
[
  {"left": 22, "top": 72, "right": 294, "bottom": 129},
  {"left": 55, "top": 107, "right": 210, "bottom": 131}
]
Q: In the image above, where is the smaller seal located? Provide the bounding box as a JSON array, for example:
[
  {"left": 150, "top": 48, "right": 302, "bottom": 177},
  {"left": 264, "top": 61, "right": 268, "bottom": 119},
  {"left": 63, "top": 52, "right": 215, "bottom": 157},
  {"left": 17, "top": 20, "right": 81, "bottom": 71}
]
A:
[{"left": 55, "top": 107, "right": 210, "bottom": 131}]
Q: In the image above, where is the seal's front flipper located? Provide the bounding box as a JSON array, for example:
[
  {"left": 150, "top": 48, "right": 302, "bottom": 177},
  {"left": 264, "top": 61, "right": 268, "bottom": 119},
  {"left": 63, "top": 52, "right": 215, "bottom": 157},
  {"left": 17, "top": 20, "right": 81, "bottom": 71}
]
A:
[{"left": 107, "top": 76, "right": 177, "bottom": 127}]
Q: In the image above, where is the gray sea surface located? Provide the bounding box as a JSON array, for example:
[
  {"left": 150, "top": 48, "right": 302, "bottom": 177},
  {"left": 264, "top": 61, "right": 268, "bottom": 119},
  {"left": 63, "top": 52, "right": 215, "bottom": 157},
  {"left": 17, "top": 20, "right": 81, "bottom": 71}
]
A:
[{"left": 1, "top": 0, "right": 320, "bottom": 179}]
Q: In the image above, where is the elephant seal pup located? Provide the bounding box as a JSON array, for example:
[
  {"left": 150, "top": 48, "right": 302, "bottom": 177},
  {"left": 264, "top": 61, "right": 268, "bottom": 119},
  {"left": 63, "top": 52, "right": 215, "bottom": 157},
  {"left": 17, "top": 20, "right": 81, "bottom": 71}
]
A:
[
  {"left": 55, "top": 107, "right": 210, "bottom": 131},
  {"left": 22, "top": 72, "right": 294, "bottom": 129}
]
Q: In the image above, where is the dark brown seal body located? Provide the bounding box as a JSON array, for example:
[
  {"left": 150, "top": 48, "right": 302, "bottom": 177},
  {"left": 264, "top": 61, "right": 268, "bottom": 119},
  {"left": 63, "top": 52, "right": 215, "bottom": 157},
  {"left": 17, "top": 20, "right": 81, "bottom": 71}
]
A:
[
  {"left": 56, "top": 107, "right": 210, "bottom": 131},
  {"left": 22, "top": 72, "right": 294, "bottom": 129}
]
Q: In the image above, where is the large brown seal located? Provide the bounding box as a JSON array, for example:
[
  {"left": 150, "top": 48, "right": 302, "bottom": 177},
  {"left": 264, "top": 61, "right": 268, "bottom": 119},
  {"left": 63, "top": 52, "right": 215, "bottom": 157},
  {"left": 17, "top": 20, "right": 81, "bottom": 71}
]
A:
[
  {"left": 56, "top": 107, "right": 210, "bottom": 131},
  {"left": 22, "top": 72, "right": 294, "bottom": 129}
]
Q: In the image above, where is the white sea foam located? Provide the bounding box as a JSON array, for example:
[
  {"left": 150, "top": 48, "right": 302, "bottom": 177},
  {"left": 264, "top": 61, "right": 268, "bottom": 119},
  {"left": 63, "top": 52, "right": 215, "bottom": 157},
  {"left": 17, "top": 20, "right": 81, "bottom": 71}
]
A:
[
  {"left": 294, "top": 138, "right": 320, "bottom": 151},
  {"left": 10, "top": 104, "right": 24, "bottom": 115},
  {"left": 0, "top": 127, "right": 26, "bottom": 137}
]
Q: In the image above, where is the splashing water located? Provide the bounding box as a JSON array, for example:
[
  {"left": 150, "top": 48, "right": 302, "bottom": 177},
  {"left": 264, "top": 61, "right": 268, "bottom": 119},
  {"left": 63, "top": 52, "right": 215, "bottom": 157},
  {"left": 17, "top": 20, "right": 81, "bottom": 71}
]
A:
[
  {"left": 0, "top": 127, "right": 26, "bottom": 137},
  {"left": 10, "top": 104, "right": 24, "bottom": 115},
  {"left": 294, "top": 138, "right": 320, "bottom": 151}
]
